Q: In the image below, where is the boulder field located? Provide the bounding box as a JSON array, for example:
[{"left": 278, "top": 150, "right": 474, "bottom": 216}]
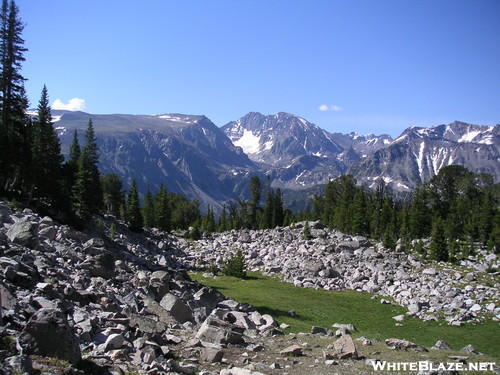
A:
[{"left": 0, "top": 202, "right": 498, "bottom": 374}]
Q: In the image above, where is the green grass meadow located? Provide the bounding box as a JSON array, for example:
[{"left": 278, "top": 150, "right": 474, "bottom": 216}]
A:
[{"left": 191, "top": 272, "right": 499, "bottom": 357}]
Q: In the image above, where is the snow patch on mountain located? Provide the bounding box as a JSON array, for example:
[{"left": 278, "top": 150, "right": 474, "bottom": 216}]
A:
[{"left": 234, "top": 129, "right": 261, "bottom": 154}]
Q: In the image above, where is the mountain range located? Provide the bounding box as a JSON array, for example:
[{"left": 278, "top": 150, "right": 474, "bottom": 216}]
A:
[{"left": 47, "top": 110, "right": 499, "bottom": 210}]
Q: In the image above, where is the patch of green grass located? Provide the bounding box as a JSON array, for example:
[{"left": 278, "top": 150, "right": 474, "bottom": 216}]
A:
[{"left": 192, "top": 271, "right": 500, "bottom": 358}]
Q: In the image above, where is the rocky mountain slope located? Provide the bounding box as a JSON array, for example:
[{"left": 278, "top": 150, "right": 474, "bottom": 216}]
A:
[
  {"left": 52, "top": 110, "right": 258, "bottom": 210},
  {"left": 1, "top": 203, "right": 498, "bottom": 374},
  {"left": 349, "top": 121, "right": 500, "bottom": 191},
  {"left": 50, "top": 109, "right": 499, "bottom": 207},
  {"left": 221, "top": 112, "right": 394, "bottom": 190}
]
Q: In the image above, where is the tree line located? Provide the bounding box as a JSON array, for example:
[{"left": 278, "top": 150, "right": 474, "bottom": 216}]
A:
[{"left": 308, "top": 166, "right": 499, "bottom": 261}]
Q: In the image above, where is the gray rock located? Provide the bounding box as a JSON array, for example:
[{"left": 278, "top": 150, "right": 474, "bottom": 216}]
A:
[
  {"left": 3, "top": 355, "right": 33, "bottom": 374},
  {"left": 104, "top": 333, "right": 126, "bottom": 351},
  {"left": 432, "top": 340, "right": 453, "bottom": 351},
  {"left": 195, "top": 316, "right": 245, "bottom": 346},
  {"left": 331, "top": 334, "right": 358, "bottom": 359},
  {"left": 17, "top": 308, "right": 81, "bottom": 364},
  {"left": 220, "top": 368, "right": 266, "bottom": 375},
  {"left": 201, "top": 347, "right": 224, "bottom": 362},
  {"left": 38, "top": 225, "right": 57, "bottom": 241},
  {"left": 332, "top": 323, "right": 358, "bottom": 332},
  {"left": 386, "top": 338, "right": 428, "bottom": 352},
  {"left": 460, "top": 344, "right": 480, "bottom": 354},
  {"left": 160, "top": 293, "right": 193, "bottom": 324},
  {"left": 311, "top": 325, "right": 331, "bottom": 335},
  {"left": 7, "top": 216, "right": 37, "bottom": 246},
  {"left": 280, "top": 344, "right": 303, "bottom": 356}
]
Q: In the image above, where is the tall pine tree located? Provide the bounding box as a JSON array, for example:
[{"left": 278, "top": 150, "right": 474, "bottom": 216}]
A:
[
  {"left": 102, "top": 173, "right": 125, "bottom": 218},
  {"left": 72, "top": 119, "right": 103, "bottom": 219},
  {"left": 0, "top": 0, "right": 29, "bottom": 193},
  {"left": 30, "top": 85, "right": 64, "bottom": 208},
  {"left": 126, "top": 179, "right": 143, "bottom": 233}
]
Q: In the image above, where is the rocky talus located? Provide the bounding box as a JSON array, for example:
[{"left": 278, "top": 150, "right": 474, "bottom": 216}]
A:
[
  {"left": 0, "top": 203, "right": 282, "bottom": 374},
  {"left": 182, "top": 222, "right": 499, "bottom": 325},
  {"left": 0, "top": 203, "right": 498, "bottom": 374}
]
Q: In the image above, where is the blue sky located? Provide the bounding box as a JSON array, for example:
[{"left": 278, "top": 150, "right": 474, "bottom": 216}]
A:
[{"left": 18, "top": 0, "right": 500, "bottom": 137}]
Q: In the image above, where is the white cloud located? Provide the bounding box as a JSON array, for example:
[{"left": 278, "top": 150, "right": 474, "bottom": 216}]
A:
[
  {"left": 319, "top": 104, "right": 342, "bottom": 112},
  {"left": 52, "top": 98, "right": 86, "bottom": 111}
]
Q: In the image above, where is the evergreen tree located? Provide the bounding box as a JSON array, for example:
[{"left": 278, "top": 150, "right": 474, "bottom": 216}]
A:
[
  {"left": 102, "top": 173, "right": 125, "bottom": 217},
  {"left": 217, "top": 204, "right": 228, "bottom": 232},
  {"left": 332, "top": 175, "right": 356, "bottom": 232},
  {"left": 283, "top": 208, "right": 294, "bottom": 227},
  {"left": 222, "top": 249, "right": 246, "bottom": 278},
  {"left": 0, "top": 0, "right": 29, "bottom": 193},
  {"left": 409, "top": 185, "right": 431, "bottom": 238},
  {"left": 302, "top": 221, "right": 313, "bottom": 239},
  {"left": 30, "top": 85, "right": 64, "bottom": 207},
  {"left": 201, "top": 205, "right": 216, "bottom": 234},
  {"left": 69, "top": 129, "right": 81, "bottom": 163},
  {"left": 273, "top": 188, "right": 284, "bottom": 227},
  {"left": 248, "top": 176, "right": 261, "bottom": 229},
  {"left": 154, "top": 184, "right": 170, "bottom": 231},
  {"left": 142, "top": 187, "right": 155, "bottom": 228},
  {"left": 478, "top": 190, "right": 496, "bottom": 245},
  {"left": 260, "top": 177, "right": 274, "bottom": 229},
  {"left": 72, "top": 120, "right": 103, "bottom": 219},
  {"left": 430, "top": 217, "right": 448, "bottom": 262},
  {"left": 62, "top": 129, "right": 81, "bottom": 190},
  {"left": 126, "top": 179, "right": 143, "bottom": 232},
  {"left": 351, "top": 187, "right": 369, "bottom": 235},
  {"left": 382, "top": 221, "right": 396, "bottom": 250}
]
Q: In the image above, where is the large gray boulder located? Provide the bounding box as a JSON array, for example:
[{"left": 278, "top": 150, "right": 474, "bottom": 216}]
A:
[
  {"left": 331, "top": 334, "right": 358, "bottom": 359},
  {"left": 195, "top": 316, "right": 245, "bottom": 346},
  {"left": 17, "top": 308, "right": 81, "bottom": 364},
  {"left": 81, "top": 251, "right": 116, "bottom": 280},
  {"left": 6, "top": 216, "right": 37, "bottom": 246},
  {"left": 160, "top": 293, "right": 193, "bottom": 324}
]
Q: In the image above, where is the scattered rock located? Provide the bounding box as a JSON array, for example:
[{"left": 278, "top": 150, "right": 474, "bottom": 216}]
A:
[
  {"left": 160, "top": 293, "right": 193, "bottom": 324},
  {"left": 201, "top": 347, "right": 224, "bottom": 363},
  {"left": 385, "top": 338, "right": 428, "bottom": 352},
  {"left": 280, "top": 344, "right": 303, "bottom": 356},
  {"left": 220, "top": 368, "right": 266, "bottom": 375},
  {"left": 432, "top": 340, "right": 453, "bottom": 351},
  {"left": 330, "top": 334, "right": 358, "bottom": 359},
  {"left": 460, "top": 344, "right": 480, "bottom": 355}
]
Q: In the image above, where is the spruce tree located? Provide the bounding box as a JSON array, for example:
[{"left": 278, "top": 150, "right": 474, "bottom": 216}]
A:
[
  {"left": 217, "top": 204, "right": 228, "bottom": 232},
  {"left": 72, "top": 119, "right": 103, "bottom": 219},
  {"left": 102, "top": 173, "right": 125, "bottom": 218},
  {"left": 0, "top": 0, "right": 29, "bottom": 193},
  {"left": 351, "top": 187, "right": 368, "bottom": 235},
  {"left": 154, "top": 183, "right": 170, "bottom": 231},
  {"left": 31, "top": 85, "right": 64, "bottom": 207},
  {"left": 273, "top": 188, "right": 284, "bottom": 227},
  {"left": 430, "top": 217, "right": 448, "bottom": 262},
  {"left": 141, "top": 188, "right": 155, "bottom": 228},
  {"left": 126, "top": 179, "right": 143, "bottom": 232},
  {"left": 249, "top": 176, "right": 261, "bottom": 229}
]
